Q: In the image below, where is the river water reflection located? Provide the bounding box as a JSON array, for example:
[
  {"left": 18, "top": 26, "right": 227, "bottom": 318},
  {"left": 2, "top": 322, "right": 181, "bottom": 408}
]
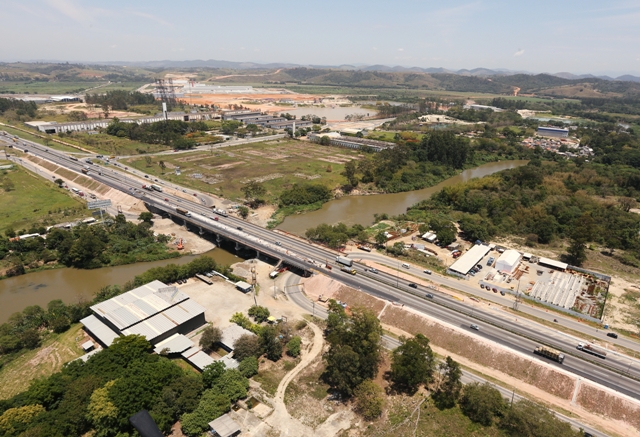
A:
[
  {"left": 279, "top": 160, "right": 528, "bottom": 235},
  {"left": 0, "top": 249, "right": 239, "bottom": 323}
]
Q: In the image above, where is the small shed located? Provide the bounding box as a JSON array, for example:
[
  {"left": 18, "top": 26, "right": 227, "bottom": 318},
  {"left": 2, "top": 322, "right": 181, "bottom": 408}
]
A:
[
  {"left": 209, "top": 413, "right": 241, "bottom": 437},
  {"left": 235, "top": 281, "right": 252, "bottom": 293},
  {"left": 81, "top": 341, "right": 95, "bottom": 352}
]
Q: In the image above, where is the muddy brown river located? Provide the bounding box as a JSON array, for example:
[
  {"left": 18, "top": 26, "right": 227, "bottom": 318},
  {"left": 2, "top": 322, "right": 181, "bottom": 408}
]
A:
[
  {"left": 0, "top": 249, "right": 239, "bottom": 323},
  {"left": 278, "top": 160, "right": 528, "bottom": 235}
]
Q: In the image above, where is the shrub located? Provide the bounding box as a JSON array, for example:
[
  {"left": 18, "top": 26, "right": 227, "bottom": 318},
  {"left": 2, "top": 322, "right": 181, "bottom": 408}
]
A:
[{"left": 286, "top": 336, "right": 302, "bottom": 358}]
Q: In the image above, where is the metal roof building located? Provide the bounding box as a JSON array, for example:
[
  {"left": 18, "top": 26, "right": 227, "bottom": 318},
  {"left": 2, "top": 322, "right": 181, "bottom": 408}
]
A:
[
  {"left": 209, "top": 414, "right": 241, "bottom": 437},
  {"left": 220, "top": 325, "right": 255, "bottom": 352},
  {"left": 538, "top": 257, "right": 568, "bottom": 271},
  {"left": 448, "top": 245, "right": 491, "bottom": 277},
  {"left": 495, "top": 250, "right": 521, "bottom": 274},
  {"left": 81, "top": 281, "right": 206, "bottom": 347}
]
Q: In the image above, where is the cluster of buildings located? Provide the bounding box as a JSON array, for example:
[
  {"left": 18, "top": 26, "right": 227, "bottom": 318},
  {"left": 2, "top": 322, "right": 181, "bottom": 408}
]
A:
[
  {"left": 222, "top": 110, "right": 311, "bottom": 131},
  {"left": 308, "top": 131, "right": 395, "bottom": 152},
  {"left": 463, "top": 104, "right": 505, "bottom": 112},
  {"left": 522, "top": 129, "right": 593, "bottom": 158}
]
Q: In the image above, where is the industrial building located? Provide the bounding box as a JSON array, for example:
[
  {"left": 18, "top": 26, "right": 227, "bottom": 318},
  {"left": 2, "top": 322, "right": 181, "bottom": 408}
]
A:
[
  {"left": 308, "top": 132, "right": 395, "bottom": 152},
  {"left": 495, "top": 250, "right": 522, "bottom": 274},
  {"left": 537, "top": 126, "right": 569, "bottom": 138},
  {"left": 80, "top": 280, "right": 206, "bottom": 348},
  {"left": 447, "top": 244, "right": 491, "bottom": 277},
  {"left": 222, "top": 110, "right": 312, "bottom": 130}
]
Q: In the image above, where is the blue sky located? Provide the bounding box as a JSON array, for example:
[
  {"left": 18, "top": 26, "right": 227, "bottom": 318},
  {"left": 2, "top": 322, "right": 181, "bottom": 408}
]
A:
[{"left": 2, "top": 0, "right": 640, "bottom": 76}]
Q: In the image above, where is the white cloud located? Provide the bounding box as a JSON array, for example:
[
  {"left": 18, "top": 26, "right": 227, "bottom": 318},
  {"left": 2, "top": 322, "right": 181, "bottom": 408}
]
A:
[
  {"left": 398, "top": 48, "right": 404, "bottom": 52},
  {"left": 514, "top": 49, "right": 525, "bottom": 57}
]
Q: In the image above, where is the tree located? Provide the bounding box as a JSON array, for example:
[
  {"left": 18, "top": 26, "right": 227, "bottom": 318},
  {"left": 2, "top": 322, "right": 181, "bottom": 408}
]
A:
[
  {"left": 240, "top": 180, "right": 266, "bottom": 205},
  {"left": 353, "top": 380, "right": 384, "bottom": 420},
  {"left": 459, "top": 382, "right": 505, "bottom": 426},
  {"left": 501, "top": 399, "right": 581, "bottom": 437},
  {"left": 144, "top": 156, "right": 152, "bottom": 167},
  {"left": 238, "top": 356, "right": 258, "bottom": 378},
  {"left": 138, "top": 212, "right": 154, "bottom": 224},
  {"left": 341, "top": 160, "right": 359, "bottom": 187},
  {"left": 259, "top": 325, "right": 282, "bottom": 361},
  {"left": 180, "top": 390, "right": 230, "bottom": 437},
  {"left": 202, "top": 361, "right": 226, "bottom": 389},
  {"left": 233, "top": 334, "right": 261, "bottom": 361},
  {"left": 101, "top": 103, "right": 110, "bottom": 119},
  {"left": 319, "top": 135, "right": 330, "bottom": 146},
  {"left": 158, "top": 160, "right": 166, "bottom": 172},
  {"left": 54, "top": 178, "right": 64, "bottom": 187},
  {"left": 248, "top": 305, "right": 271, "bottom": 323},
  {"left": 390, "top": 334, "right": 436, "bottom": 393},
  {"left": 286, "top": 336, "right": 301, "bottom": 357},
  {"left": 433, "top": 356, "right": 462, "bottom": 409},
  {"left": 323, "top": 344, "right": 363, "bottom": 396},
  {"left": 0, "top": 404, "right": 46, "bottom": 436},
  {"left": 238, "top": 206, "right": 249, "bottom": 219},
  {"left": 86, "top": 380, "right": 119, "bottom": 436},
  {"left": 199, "top": 326, "right": 222, "bottom": 350},
  {"left": 375, "top": 231, "right": 387, "bottom": 247}
]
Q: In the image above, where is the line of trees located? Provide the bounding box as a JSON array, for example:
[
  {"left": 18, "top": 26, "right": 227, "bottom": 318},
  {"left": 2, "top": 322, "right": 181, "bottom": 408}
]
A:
[
  {"left": 84, "top": 91, "right": 156, "bottom": 111},
  {"left": 105, "top": 118, "right": 209, "bottom": 149}
]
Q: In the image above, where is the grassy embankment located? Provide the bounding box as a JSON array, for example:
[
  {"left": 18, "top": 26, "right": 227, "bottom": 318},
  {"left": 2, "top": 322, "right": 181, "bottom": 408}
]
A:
[
  {"left": 0, "top": 324, "right": 84, "bottom": 400},
  {"left": 0, "top": 163, "right": 85, "bottom": 235}
]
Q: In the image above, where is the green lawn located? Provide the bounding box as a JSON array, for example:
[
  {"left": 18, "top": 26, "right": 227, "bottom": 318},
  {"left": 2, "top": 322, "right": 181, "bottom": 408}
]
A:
[
  {"left": 124, "top": 139, "right": 361, "bottom": 202},
  {"left": 0, "top": 164, "right": 85, "bottom": 235},
  {"left": 0, "top": 324, "right": 85, "bottom": 400}
]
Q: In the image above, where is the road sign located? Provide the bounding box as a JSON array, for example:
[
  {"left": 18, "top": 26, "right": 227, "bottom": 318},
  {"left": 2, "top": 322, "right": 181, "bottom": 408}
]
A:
[{"left": 88, "top": 199, "right": 112, "bottom": 210}]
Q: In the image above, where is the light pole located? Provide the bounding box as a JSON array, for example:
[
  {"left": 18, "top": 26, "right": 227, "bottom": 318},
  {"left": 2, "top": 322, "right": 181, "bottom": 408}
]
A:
[{"left": 396, "top": 260, "right": 400, "bottom": 288}]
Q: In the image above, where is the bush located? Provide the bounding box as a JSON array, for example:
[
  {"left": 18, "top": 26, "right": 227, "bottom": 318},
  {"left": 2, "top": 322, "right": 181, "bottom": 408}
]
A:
[
  {"left": 199, "top": 326, "right": 222, "bottom": 350},
  {"left": 233, "top": 334, "right": 262, "bottom": 362},
  {"left": 286, "top": 336, "right": 302, "bottom": 358}
]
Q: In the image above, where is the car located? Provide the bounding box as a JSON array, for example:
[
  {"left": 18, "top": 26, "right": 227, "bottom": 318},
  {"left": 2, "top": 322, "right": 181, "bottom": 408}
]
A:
[
  {"left": 164, "top": 198, "right": 168, "bottom": 201},
  {"left": 469, "top": 271, "right": 476, "bottom": 276},
  {"left": 408, "top": 283, "right": 418, "bottom": 289},
  {"left": 477, "top": 265, "right": 483, "bottom": 270},
  {"left": 213, "top": 217, "right": 219, "bottom": 221},
  {"left": 607, "top": 332, "right": 618, "bottom": 339},
  {"left": 470, "top": 324, "right": 479, "bottom": 331},
  {"left": 369, "top": 268, "right": 379, "bottom": 274},
  {"left": 236, "top": 226, "right": 243, "bottom": 231},
  {"left": 425, "top": 293, "right": 434, "bottom": 299},
  {"left": 492, "top": 288, "right": 498, "bottom": 293},
  {"left": 193, "top": 193, "right": 197, "bottom": 197},
  {"left": 500, "top": 291, "right": 505, "bottom": 296},
  {"left": 276, "top": 241, "right": 281, "bottom": 246},
  {"left": 487, "top": 257, "right": 494, "bottom": 266},
  {"left": 182, "top": 189, "right": 186, "bottom": 193},
  {"left": 423, "top": 269, "right": 432, "bottom": 275},
  {"left": 144, "top": 175, "right": 149, "bottom": 178},
  {"left": 480, "top": 284, "right": 485, "bottom": 289},
  {"left": 154, "top": 179, "right": 158, "bottom": 182}
]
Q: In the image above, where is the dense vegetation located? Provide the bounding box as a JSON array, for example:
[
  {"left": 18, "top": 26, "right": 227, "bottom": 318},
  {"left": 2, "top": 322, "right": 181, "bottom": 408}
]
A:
[
  {"left": 403, "top": 159, "right": 640, "bottom": 266},
  {"left": 105, "top": 118, "right": 209, "bottom": 149},
  {"left": 0, "top": 98, "right": 37, "bottom": 118},
  {"left": 84, "top": 90, "right": 156, "bottom": 111},
  {"left": 305, "top": 222, "right": 369, "bottom": 248},
  {"left": 1, "top": 214, "right": 178, "bottom": 277},
  {"left": 278, "top": 183, "right": 333, "bottom": 207}
]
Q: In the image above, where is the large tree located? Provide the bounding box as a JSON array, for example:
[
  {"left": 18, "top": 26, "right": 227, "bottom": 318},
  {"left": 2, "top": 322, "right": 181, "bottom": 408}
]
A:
[
  {"left": 389, "top": 334, "right": 436, "bottom": 393},
  {"left": 433, "top": 356, "right": 462, "bottom": 409},
  {"left": 459, "top": 382, "right": 505, "bottom": 426}
]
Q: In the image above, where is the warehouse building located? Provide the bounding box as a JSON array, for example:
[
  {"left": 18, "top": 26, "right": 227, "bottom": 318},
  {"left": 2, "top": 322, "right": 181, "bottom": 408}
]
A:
[
  {"left": 537, "top": 126, "right": 569, "bottom": 138},
  {"left": 495, "top": 250, "right": 522, "bottom": 274},
  {"left": 80, "top": 280, "right": 206, "bottom": 348},
  {"left": 447, "top": 244, "right": 491, "bottom": 278}
]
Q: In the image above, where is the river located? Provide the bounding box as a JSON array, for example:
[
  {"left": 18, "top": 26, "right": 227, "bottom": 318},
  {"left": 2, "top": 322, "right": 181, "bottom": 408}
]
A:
[
  {"left": 0, "top": 249, "right": 239, "bottom": 323},
  {"left": 278, "top": 160, "right": 528, "bottom": 235}
]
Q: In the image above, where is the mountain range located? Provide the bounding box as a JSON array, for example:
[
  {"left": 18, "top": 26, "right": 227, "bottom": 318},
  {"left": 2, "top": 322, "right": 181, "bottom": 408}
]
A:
[{"left": 98, "top": 59, "right": 640, "bottom": 83}]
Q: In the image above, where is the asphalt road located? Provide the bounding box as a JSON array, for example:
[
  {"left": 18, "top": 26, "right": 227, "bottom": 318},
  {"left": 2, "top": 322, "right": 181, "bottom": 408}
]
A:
[{"left": 4, "top": 133, "right": 640, "bottom": 403}]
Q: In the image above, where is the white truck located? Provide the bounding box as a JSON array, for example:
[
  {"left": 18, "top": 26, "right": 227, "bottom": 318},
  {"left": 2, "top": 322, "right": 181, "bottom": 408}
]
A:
[
  {"left": 213, "top": 208, "right": 228, "bottom": 217},
  {"left": 577, "top": 342, "right": 607, "bottom": 359},
  {"left": 336, "top": 256, "right": 352, "bottom": 267}
]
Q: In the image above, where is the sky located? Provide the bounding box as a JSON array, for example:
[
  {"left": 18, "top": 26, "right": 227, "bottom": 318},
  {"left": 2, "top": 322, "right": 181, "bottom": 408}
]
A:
[{"left": 2, "top": 0, "right": 640, "bottom": 76}]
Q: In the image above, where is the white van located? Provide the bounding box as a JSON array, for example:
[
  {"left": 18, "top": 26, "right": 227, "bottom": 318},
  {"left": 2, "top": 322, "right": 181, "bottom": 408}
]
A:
[{"left": 401, "top": 263, "right": 410, "bottom": 269}]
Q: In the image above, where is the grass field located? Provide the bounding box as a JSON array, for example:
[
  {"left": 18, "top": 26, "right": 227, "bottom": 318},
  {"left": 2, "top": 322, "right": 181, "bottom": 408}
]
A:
[
  {"left": 66, "top": 132, "right": 172, "bottom": 155},
  {"left": 0, "top": 164, "right": 85, "bottom": 234},
  {"left": 0, "top": 324, "right": 84, "bottom": 400},
  {"left": 124, "top": 139, "right": 361, "bottom": 202},
  {"left": 0, "top": 81, "right": 105, "bottom": 95}
]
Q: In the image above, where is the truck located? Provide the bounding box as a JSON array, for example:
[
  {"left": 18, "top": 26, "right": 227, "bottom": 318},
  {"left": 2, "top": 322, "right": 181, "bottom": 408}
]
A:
[
  {"left": 150, "top": 184, "right": 163, "bottom": 192},
  {"left": 176, "top": 208, "right": 192, "bottom": 218},
  {"left": 534, "top": 346, "right": 565, "bottom": 364},
  {"left": 213, "top": 208, "right": 228, "bottom": 217},
  {"left": 340, "top": 266, "right": 356, "bottom": 275},
  {"left": 142, "top": 185, "right": 153, "bottom": 191},
  {"left": 577, "top": 342, "right": 607, "bottom": 359},
  {"left": 336, "top": 256, "right": 352, "bottom": 267},
  {"left": 81, "top": 167, "right": 90, "bottom": 174},
  {"left": 85, "top": 159, "right": 93, "bottom": 165},
  {"left": 358, "top": 245, "right": 372, "bottom": 252}
]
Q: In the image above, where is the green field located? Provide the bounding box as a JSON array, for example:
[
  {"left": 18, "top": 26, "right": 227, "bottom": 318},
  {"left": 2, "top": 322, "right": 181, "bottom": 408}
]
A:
[
  {"left": 66, "top": 132, "right": 172, "bottom": 156},
  {"left": 0, "top": 81, "right": 105, "bottom": 95},
  {"left": 0, "top": 324, "right": 84, "bottom": 400},
  {"left": 124, "top": 139, "right": 360, "bottom": 202},
  {"left": 0, "top": 163, "right": 85, "bottom": 235}
]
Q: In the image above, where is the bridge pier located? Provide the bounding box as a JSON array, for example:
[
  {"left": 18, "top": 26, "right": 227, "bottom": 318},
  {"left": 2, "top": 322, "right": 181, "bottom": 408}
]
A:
[
  {"left": 235, "top": 242, "right": 241, "bottom": 252},
  {"left": 216, "top": 235, "right": 222, "bottom": 244},
  {"left": 198, "top": 227, "right": 204, "bottom": 235},
  {"left": 256, "top": 250, "right": 260, "bottom": 259}
]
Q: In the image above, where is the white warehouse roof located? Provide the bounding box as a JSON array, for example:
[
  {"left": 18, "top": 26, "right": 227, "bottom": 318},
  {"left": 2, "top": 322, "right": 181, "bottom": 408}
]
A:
[
  {"left": 449, "top": 245, "right": 491, "bottom": 275},
  {"left": 538, "top": 257, "right": 568, "bottom": 271},
  {"left": 80, "top": 315, "right": 120, "bottom": 347},
  {"left": 495, "top": 250, "right": 521, "bottom": 274}
]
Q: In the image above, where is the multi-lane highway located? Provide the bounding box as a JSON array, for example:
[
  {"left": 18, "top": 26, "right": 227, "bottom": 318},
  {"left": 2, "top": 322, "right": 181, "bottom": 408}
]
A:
[{"left": 3, "top": 132, "right": 640, "bottom": 402}]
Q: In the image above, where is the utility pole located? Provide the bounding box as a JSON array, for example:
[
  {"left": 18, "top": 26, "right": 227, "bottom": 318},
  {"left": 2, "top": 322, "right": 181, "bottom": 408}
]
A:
[{"left": 513, "top": 279, "right": 522, "bottom": 311}]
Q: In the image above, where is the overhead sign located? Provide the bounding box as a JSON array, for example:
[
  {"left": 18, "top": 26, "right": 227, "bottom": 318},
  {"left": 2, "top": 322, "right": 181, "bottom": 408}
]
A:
[{"left": 88, "top": 199, "right": 112, "bottom": 210}]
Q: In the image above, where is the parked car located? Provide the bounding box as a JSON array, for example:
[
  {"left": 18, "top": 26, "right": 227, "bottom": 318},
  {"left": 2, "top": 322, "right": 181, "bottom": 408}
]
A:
[
  {"left": 607, "top": 332, "right": 618, "bottom": 339},
  {"left": 487, "top": 257, "right": 495, "bottom": 266}
]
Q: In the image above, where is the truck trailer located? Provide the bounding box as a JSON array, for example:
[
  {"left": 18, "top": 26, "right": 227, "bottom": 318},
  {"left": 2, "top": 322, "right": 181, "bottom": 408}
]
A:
[
  {"left": 176, "top": 208, "right": 192, "bottom": 217},
  {"left": 534, "top": 346, "right": 565, "bottom": 364},
  {"left": 340, "top": 266, "right": 357, "bottom": 275},
  {"left": 336, "top": 256, "right": 352, "bottom": 267},
  {"left": 150, "top": 184, "right": 163, "bottom": 192},
  {"left": 577, "top": 342, "right": 607, "bottom": 359},
  {"left": 213, "top": 208, "right": 228, "bottom": 217}
]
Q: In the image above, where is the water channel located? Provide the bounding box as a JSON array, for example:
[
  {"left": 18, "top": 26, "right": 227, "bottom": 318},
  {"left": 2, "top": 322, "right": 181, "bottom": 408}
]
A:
[
  {"left": 278, "top": 160, "right": 529, "bottom": 235},
  {"left": 0, "top": 248, "right": 239, "bottom": 323}
]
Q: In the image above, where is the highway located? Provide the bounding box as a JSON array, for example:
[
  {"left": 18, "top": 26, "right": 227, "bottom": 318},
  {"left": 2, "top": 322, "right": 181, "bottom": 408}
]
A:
[
  {"left": 3, "top": 132, "right": 640, "bottom": 402},
  {"left": 282, "top": 273, "right": 609, "bottom": 437}
]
